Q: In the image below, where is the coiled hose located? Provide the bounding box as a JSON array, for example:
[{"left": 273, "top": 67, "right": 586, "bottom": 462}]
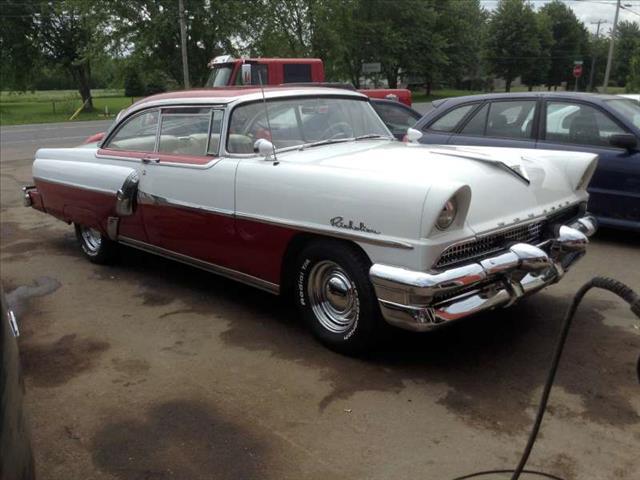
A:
[{"left": 452, "top": 277, "right": 640, "bottom": 480}]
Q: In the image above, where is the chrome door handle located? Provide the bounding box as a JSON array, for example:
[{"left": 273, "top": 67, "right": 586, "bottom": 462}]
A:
[{"left": 142, "top": 157, "right": 160, "bottom": 164}]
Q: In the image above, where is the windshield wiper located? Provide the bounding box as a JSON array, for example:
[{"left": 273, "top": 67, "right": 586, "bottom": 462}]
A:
[
  {"left": 298, "top": 138, "right": 352, "bottom": 150},
  {"left": 297, "top": 134, "right": 391, "bottom": 151},
  {"left": 354, "top": 134, "right": 392, "bottom": 141}
]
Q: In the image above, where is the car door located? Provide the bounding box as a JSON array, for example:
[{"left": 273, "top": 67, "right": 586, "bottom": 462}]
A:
[
  {"left": 134, "top": 107, "right": 243, "bottom": 266},
  {"left": 370, "top": 99, "right": 421, "bottom": 140},
  {"left": 447, "top": 98, "right": 539, "bottom": 148},
  {"left": 97, "top": 108, "right": 160, "bottom": 242},
  {"left": 537, "top": 99, "right": 640, "bottom": 227}
]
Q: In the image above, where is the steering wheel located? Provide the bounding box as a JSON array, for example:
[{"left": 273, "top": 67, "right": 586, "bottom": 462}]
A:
[{"left": 322, "top": 122, "right": 354, "bottom": 140}]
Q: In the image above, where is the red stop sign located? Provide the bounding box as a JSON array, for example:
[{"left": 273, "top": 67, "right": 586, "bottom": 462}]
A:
[{"left": 573, "top": 65, "right": 583, "bottom": 78}]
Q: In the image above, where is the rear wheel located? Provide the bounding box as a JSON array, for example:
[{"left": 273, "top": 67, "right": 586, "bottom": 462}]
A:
[
  {"left": 294, "top": 240, "right": 384, "bottom": 354},
  {"left": 74, "top": 224, "right": 118, "bottom": 264}
]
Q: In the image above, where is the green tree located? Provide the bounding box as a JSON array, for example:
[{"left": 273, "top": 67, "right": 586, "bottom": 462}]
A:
[
  {"left": 538, "top": 0, "right": 588, "bottom": 90},
  {"left": 485, "top": 0, "right": 541, "bottom": 92},
  {"left": 627, "top": 43, "right": 640, "bottom": 93},
  {"left": 37, "top": 1, "right": 98, "bottom": 110},
  {"left": 613, "top": 21, "right": 640, "bottom": 88},
  {"left": 521, "top": 11, "right": 553, "bottom": 90},
  {"left": 435, "top": 0, "right": 487, "bottom": 89},
  {"left": 102, "top": 0, "right": 253, "bottom": 88},
  {"left": 0, "top": 0, "right": 40, "bottom": 90},
  {"left": 123, "top": 68, "right": 145, "bottom": 97},
  {"left": 583, "top": 32, "right": 609, "bottom": 92}
]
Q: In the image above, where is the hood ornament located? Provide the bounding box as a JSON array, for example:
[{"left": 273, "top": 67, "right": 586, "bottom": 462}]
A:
[{"left": 428, "top": 148, "right": 531, "bottom": 185}]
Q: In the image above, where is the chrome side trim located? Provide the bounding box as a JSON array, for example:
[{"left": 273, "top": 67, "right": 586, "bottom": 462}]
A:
[
  {"left": 137, "top": 192, "right": 235, "bottom": 218},
  {"left": 33, "top": 176, "right": 117, "bottom": 195},
  {"left": 235, "top": 212, "right": 415, "bottom": 250},
  {"left": 95, "top": 152, "right": 221, "bottom": 170},
  {"left": 118, "top": 236, "right": 280, "bottom": 295}
]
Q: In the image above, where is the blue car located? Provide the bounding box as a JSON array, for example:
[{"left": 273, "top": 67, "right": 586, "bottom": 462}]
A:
[{"left": 413, "top": 92, "right": 640, "bottom": 231}]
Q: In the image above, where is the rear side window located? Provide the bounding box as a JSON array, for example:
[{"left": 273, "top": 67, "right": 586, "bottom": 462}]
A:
[
  {"left": 486, "top": 100, "right": 536, "bottom": 139},
  {"left": 157, "top": 108, "right": 223, "bottom": 156},
  {"left": 106, "top": 110, "right": 159, "bottom": 152},
  {"left": 460, "top": 103, "right": 489, "bottom": 135},
  {"left": 427, "top": 104, "right": 475, "bottom": 132},
  {"left": 283, "top": 63, "right": 312, "bottom": 83}
]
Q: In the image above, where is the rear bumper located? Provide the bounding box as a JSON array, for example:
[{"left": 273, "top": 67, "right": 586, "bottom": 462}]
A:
[
  {"left": 22, "top": 185, "right": 45, "bottom": 211},
  {"left": 369, "top": 215, "right": 597, "bottom": 331}
]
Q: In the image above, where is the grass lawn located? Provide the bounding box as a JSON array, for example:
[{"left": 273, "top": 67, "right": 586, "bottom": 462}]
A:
[
  {"left": 0, "top": 90, "right": 139, "bottom": 126},
  {"left": 1, "top": 85, "right": 629, "bottom": 126}
]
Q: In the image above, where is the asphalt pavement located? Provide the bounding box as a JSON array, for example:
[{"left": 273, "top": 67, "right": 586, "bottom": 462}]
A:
[
  {"left": 0, "top": 119, "right": 113, "bottom": 163},
  {"left": 0, "top": 114, "right": 639, "bottom": 480}
]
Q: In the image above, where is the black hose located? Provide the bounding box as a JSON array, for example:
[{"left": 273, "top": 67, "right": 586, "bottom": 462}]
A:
[{"left": 451, "top": 276, "right": 640, "bottom": 480}]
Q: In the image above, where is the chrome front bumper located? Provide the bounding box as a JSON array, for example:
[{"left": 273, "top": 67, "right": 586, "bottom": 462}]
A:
[{"left": 369, "top": 215, "right": 597, "bottom": 331}]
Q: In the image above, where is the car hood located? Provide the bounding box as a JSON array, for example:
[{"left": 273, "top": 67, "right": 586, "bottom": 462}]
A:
[{"left": 278, "top": 140, "right": 597, "bottom": 235}]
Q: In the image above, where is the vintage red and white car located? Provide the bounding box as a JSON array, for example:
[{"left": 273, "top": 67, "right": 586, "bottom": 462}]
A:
[{"left": 24, "top": 86, "right": 598, "bottom": 353}]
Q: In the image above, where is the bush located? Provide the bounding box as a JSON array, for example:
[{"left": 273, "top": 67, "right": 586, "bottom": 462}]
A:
[
  {"left": 144, "top": 80, "right": 166, "bottom": 96},
  {"left": 124, "top": 69, "right": 146, "bottom": 97}
]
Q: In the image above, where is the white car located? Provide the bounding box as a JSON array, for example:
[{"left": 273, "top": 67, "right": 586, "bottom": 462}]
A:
[{"left": 24, "top": 87, "right": 597, "bottom": 353}]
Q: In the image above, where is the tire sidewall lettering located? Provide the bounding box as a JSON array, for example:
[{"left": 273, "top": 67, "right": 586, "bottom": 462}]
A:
[
  {"left": 297, "top": 258, "right": 311, "bottom": 307},
  {"left": 343, "top": 290, "right": 360, "bottom": 341}
]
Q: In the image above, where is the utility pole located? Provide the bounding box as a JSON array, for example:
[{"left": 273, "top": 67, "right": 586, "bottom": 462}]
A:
[
  {"left": 602, "top": 0, "right": 621, "bottom": 93},
  {"left": 178, "top": 0, "right": 190, "bottom": 89},
  {"left": 587, "top": 20, "right": 606, "bottom": 92}
]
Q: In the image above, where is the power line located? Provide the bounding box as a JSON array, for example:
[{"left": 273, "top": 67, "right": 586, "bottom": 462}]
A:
[{"left": 620, "top": 4, "right": 640, "bottom": 17}]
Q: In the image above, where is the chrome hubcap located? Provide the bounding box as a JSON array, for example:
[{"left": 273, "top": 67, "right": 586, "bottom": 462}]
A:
[
  {"left": 81, "top": 226, "right": 102, "bottom": 253},
  {"left": 307, "top": 260, "right": 358, "bottom": 334}
]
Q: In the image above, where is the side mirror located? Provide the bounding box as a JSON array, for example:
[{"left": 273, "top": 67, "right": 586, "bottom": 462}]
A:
[
  {"left": 241, "top": 64, "right": 252, "bottom": 85},
  {"left": 254, "top": 138, "right": 274, "bottom": 157},
  {"left": 609, "top": 133, "right": 637, "bottom": 151},
  {"left": 406, "top": 127, "right": 423, "bottom": 142}
]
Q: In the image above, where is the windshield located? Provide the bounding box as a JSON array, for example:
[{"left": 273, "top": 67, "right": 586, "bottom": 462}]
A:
[
  {"left": 226, "top": 97, "right": 392, "bottom": 153},
  {"left": 206, "top": 65, "right": 234, "bottom": 87},
  {"left": 606, "top": 99, "right": 640, "bottom": 129}
]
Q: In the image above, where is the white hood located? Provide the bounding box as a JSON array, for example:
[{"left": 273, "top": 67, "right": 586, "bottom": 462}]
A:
[{"left": 278, "top": 141, "right": 597, "bottom": 235}]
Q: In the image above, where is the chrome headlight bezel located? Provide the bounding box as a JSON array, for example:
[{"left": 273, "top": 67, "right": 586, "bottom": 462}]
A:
[{"left": 436, "top": 198, "right": 458, "bottom": 230}]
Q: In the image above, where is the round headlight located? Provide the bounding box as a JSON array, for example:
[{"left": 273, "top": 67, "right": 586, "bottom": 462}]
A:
[{"left": 436, "top": 198, "right": 457, "bottom": 230}]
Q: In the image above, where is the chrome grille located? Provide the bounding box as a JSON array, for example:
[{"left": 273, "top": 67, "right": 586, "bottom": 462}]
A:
[{"left": 434, "top": 205, "right": 581, "bottom": 269}]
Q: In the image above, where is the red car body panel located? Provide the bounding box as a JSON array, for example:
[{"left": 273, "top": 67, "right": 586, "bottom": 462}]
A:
[{"left": 31, "top": 177, "right": 301, "bottom": 285}]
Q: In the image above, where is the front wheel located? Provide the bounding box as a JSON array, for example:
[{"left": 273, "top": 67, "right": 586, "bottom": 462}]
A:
[
  {"left": 74, "top": 224, "right": 118, "bottom": 264},
  {"left": 294, "top": 240, "right": 384, "bottom": 355}
]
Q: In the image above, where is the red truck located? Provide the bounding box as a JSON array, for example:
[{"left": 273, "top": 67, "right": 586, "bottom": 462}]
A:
[{"left": 206, "top": 55, "right": 412, "bottom": 106}]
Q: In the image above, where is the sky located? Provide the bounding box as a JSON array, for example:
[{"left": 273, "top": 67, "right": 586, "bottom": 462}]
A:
[{"left": 480, "top": 0, "right": 640, "bottom": 33}]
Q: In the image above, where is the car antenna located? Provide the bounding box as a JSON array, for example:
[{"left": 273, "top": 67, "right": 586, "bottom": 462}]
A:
[{"left": 257, "top": 69, "right": 279, "bottom": 166}]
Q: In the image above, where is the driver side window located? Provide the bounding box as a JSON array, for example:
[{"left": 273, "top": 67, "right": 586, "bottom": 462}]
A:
[{"left": 545, "top": 102, "right": 625, "bottom": 147}]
